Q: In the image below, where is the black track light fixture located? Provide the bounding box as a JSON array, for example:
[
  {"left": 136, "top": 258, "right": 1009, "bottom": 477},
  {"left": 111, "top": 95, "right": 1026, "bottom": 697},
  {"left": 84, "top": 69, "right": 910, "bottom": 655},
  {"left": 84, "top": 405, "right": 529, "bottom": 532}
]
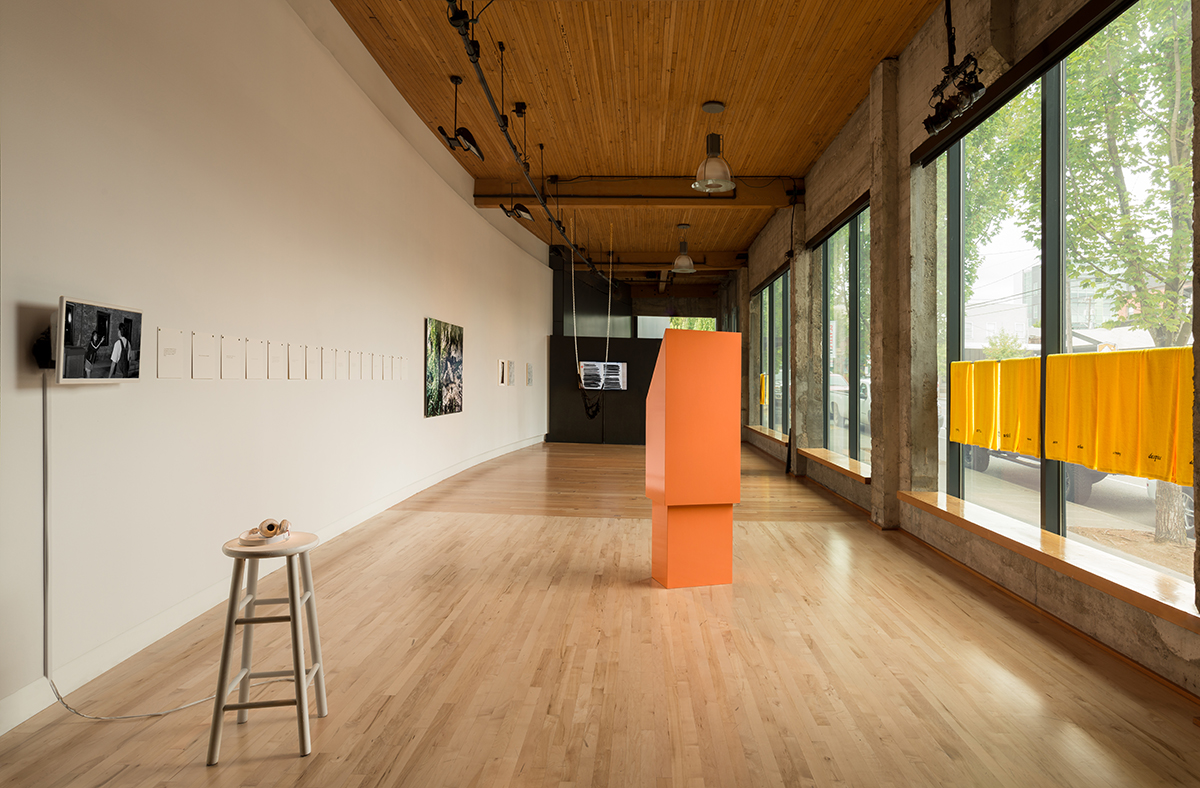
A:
[
  {"left": 502, "top": 184, "right": 534, "bottom": 221},
  {"left": 437, "top": 75, "right": 484, "bottom": 161},
  {"left": 923, "top": 0, "right": 986, "bottom": 135}
]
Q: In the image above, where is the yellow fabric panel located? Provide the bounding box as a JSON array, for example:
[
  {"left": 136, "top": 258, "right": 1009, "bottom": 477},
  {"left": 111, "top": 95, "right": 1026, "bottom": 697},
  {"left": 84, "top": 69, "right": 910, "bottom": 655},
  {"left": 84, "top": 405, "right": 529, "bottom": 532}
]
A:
[
  {"left": 1045, "top": 355, "right": 1069, "bottom": 462},
  {"left": 1137, "top": 348, "right": 1179, "bottom": 483},
  {"left": 949, "top": 361, "right": 972, "bottom": 445},
  {"left": 971, "top": 360, "right": 999, "bottom": 450},
  {"left": 1174, "top": 349, "right": 1193, "bottom": 487},
  {"left": 996, "top": 359, "right": 1020, "bottom": 452},
  {"left": 1064, "top": 353, "right": 1099, "bottom": 469},
  {"left": 760, "top": 373, "right": 767, "bottom": 406},
  {"left": 1007, "top": 357, "right": 1041, "bottom": 458},
  {"left": 1094, "top": 350, "right": 1142, "bottom": 477}
]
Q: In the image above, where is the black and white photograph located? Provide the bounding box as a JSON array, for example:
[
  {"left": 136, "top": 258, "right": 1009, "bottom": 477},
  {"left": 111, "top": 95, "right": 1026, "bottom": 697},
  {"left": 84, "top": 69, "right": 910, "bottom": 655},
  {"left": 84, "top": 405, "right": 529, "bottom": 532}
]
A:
[{"left": 58, "top": 297, "right": 143, "bottom": 383}]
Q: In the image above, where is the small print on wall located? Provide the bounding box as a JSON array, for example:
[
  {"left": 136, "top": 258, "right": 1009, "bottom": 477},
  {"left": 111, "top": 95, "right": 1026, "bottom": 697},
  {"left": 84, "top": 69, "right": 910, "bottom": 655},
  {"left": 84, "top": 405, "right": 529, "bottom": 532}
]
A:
[{"left": 425, "top": 318, "right": 463, "bottom": 417}]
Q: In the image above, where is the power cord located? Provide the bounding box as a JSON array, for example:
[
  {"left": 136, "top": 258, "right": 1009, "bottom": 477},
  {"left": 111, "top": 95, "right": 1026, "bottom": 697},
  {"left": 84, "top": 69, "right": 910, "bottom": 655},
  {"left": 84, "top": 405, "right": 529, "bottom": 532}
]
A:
[
  {"left": 41, "top": 371, "right": 287, "bottom": 722},
  {"left": 48, "top": 676, "right": 293, "bottom": 721}
]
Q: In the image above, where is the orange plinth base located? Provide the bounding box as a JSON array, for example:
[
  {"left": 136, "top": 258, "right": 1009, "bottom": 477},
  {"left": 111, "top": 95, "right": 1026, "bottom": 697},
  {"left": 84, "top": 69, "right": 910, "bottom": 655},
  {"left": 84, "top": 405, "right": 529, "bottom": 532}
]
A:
[
  {"left": 645, "top": 329, "right": 741, "bottom": 588},
  {"left": 651, "top": 502, "right": 733, "bottom": 588}
]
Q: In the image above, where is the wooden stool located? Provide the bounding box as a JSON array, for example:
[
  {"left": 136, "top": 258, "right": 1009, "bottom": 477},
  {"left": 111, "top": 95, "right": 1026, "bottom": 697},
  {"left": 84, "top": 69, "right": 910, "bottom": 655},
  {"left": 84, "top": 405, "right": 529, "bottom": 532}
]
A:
[{"left": 206, "top": 532, "right": 327, "bottom": 765}]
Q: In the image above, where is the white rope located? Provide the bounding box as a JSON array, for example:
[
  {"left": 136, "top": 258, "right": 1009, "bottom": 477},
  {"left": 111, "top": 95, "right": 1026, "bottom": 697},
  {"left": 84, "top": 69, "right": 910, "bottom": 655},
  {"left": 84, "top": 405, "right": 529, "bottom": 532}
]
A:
[
  {"left": 604, "top": 248, "right": 613, "bottom": 366},
  {"left": 569, "top": 216, "right": 580, "bottom": 384}
]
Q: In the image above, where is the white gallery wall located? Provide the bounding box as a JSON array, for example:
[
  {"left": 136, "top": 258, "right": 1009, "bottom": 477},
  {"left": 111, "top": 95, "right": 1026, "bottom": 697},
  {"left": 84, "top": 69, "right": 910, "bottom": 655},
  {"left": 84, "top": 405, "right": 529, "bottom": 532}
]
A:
[{"left": 0, "top": 0, "right": 551, "bottom": 733}]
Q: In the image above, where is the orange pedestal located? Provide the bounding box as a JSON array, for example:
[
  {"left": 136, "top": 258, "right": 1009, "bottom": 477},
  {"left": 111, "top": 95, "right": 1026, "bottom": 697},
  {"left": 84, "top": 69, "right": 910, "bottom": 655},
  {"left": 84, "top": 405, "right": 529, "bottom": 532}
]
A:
[
  {"left": 651, "top": 502, "right": 733, "bottom": 588},
  {"left": 645, "top": 329, "right": 741, "bottom": 588}
]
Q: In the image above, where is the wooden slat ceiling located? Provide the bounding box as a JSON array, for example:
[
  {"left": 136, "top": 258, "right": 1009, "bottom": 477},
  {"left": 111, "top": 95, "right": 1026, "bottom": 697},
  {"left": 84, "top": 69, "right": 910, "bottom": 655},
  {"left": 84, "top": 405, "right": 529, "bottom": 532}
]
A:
[{"left": 331, "top": 0, "right": 940, "bottom": 285}]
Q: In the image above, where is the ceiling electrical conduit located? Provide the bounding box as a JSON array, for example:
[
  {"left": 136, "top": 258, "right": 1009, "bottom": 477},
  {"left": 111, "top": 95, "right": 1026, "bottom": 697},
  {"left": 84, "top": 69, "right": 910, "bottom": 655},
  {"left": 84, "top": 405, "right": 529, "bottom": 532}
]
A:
[{"left": 444, "top": 0, "right": 609, "bottom": 284}]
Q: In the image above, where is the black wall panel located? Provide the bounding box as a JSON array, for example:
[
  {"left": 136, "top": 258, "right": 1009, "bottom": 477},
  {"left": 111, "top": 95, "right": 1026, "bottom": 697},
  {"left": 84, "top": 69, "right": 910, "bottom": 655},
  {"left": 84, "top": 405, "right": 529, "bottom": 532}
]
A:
[{"left": 547, "top": 335, "right": 662, "bottom": 445}]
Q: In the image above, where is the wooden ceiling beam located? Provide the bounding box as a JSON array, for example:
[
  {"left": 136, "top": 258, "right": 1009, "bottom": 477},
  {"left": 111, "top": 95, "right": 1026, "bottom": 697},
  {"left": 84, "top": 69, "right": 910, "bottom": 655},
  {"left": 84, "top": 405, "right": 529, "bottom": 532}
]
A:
[
  {"left": 474, "top": 177, "right": 797, "bottom": 209},
  {"left": 575, "top": 251, "right": 744, "bottom": 267}
]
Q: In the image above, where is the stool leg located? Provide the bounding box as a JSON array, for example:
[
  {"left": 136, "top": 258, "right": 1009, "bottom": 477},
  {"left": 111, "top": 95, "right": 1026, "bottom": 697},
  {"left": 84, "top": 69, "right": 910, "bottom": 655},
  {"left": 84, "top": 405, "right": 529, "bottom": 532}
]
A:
[
  {"left": 286, "top": 554, "right": 311, "bottom": 757},
  {"left": 236, "top": 558, "right": 259, "bottom": 724},
  {"left": 207, "top": 558, "right": 245, "bottom": 766},
  {"left": 299, "top": 552, "right": 328, "bottom": 718}
]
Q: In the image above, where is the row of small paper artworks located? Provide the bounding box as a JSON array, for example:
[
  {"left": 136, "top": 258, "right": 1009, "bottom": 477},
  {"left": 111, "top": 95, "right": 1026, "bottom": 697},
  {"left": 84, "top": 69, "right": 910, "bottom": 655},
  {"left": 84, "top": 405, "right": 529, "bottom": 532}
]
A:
[
  {"left": 155, "top": 329, "right": 407, "bottom": 381},
  {"left": 948, "top": 347, "right": 1194, "bottom": 487}
]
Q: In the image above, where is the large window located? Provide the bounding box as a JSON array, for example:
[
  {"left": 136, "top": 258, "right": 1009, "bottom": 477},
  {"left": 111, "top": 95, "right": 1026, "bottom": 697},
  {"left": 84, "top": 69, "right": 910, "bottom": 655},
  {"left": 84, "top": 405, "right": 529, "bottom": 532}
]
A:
[
  {"left": 937, "top": 0, "right": 1194, "bottom": 579},
  {"left": 823, "top": 207, "right": 871, "bottom": 462},
  {"left": 751, "top": 270, "right": 790, "bottom": 435}
]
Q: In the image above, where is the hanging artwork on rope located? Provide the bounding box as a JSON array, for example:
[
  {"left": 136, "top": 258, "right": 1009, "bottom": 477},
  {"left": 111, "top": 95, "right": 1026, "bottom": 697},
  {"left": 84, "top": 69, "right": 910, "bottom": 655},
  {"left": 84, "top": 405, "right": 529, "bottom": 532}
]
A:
[{"left": 425, "top": 318, "right": 463, "bottom": 417}]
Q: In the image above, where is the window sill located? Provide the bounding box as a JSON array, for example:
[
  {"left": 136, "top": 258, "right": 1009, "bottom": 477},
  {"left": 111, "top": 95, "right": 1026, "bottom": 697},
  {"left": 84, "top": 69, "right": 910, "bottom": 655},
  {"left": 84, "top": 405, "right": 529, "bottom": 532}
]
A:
[
  {"left": 797, "top": 448, "right": 871, "bottom": 485},
  {"left": 898, "top": 490, "right": 1200, "bottom": 635},
  {"left": 746, "top": 425, "right": 788, "bottom": 446}
]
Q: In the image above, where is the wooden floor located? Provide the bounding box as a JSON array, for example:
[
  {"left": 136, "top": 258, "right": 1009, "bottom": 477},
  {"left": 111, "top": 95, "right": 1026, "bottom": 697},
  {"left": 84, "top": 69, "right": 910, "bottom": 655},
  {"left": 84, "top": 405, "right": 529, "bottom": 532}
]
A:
[{"left": 3, "top": 443, "right": 1200, "bottom": 787}]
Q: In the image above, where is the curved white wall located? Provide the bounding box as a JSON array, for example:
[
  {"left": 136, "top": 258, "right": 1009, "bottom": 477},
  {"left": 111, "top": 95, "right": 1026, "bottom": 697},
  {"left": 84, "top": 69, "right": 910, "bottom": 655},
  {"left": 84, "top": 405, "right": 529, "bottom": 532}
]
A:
[{"left": 0, "top": 0, "right": 551, "bottom": 732}]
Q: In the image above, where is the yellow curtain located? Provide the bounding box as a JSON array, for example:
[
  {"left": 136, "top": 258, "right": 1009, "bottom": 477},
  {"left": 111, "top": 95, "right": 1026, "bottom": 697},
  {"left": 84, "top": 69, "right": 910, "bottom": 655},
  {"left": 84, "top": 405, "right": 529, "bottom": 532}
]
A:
[
  {"left": 949, "top": 361, "right": 972, "bottom": 446},
  {"left": 972, "top": 360, "right": 999, "bottom": 450},
  {"left": 998, "top": 357, "right": 1040, "bottom": 457},
  {"left": 1045, "top": 348, "right": 1193, "bottom": 486},
  {"left": 1094, "top": 350, "right": 1142, "bottom": 477},
  {"left": 1045, "top": 355, "right": 1069, "bottom": 463}
]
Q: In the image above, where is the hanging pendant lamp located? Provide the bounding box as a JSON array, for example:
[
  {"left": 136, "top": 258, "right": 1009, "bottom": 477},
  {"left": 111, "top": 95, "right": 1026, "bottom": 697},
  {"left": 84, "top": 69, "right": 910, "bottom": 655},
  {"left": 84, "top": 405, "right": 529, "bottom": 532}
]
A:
[
  {"left": 672, "top": 224, "right": 696, "bottom": 273},
  {"left": 691, "top": 133, "right": 734, "bottom": 193}
]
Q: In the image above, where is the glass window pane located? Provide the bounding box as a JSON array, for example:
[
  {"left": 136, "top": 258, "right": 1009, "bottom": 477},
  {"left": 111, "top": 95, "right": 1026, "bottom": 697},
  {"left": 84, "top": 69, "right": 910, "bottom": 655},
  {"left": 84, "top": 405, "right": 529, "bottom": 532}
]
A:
[
  {"left": 857, "top": 209, "right": 872, "bottom": 463},
  {"left": 827, "top": 226, "right": 851, "bottom": 456},
  {"left": 1062, "top": 0, "right": 1194, "bottom": 580},
  {"left": 772, "top": 278, "right": 784, "bottom": 430},
  {"left": 936, "top": 152, "right": 950, "bottom": 492},
  {"left": 961, "top": 79, "right": 1042, "bottom": 529},
  {"left": 782, "top": 270, "right": 791, "bottom": 435},
  {"left": 761, "top": 290, "right": 770, "bottom": 427}
]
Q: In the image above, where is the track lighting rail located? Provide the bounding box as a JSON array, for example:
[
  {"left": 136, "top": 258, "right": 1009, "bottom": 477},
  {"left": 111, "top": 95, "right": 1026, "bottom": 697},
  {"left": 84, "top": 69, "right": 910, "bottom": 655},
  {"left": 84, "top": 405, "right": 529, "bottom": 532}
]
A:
[{"left": 443, "top": 0, "right": 604, "bottom": 281}]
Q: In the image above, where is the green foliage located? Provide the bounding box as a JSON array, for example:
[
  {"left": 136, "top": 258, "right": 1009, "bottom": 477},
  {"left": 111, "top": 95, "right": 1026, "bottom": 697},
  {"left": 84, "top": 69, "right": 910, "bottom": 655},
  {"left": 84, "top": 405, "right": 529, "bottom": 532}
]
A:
[
  {"left": 668, "top": 316, "right": 716, "bottom": 331},
  {"left": 964, "top": 0, "right": 1193, "bottom": 348},
  {"left": 1061, "top": 0, "right": 1193, "bottom": 347},
  {"left": 982, "top": 329, "right": 1027, "bottom": 360}
]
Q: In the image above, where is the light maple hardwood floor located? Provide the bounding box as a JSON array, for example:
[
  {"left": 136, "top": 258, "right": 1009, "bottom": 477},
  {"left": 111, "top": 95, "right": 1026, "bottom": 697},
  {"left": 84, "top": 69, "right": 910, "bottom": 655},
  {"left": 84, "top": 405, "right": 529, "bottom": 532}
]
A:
[{"left": 2, "top": 443, "right": 1199, "bottom": 787}]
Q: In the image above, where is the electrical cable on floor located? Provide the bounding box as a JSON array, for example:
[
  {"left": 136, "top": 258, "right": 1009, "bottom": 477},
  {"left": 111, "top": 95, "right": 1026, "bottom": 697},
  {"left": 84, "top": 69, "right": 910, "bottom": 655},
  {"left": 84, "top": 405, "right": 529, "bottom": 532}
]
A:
[
  {"left": 48, "top": 677, "right": 294, "bottom": 721},
  {"left": 41, "top": 374, "right": 294, "bottom": 723}
]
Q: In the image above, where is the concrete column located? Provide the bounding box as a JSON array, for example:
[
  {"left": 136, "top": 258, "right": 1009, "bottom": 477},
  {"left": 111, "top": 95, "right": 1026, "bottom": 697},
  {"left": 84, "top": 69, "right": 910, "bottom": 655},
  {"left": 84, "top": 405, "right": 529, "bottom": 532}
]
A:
[
  {"left": 908, "top": 161, "right": 940, "bottom": 492},
  {"left": 869, "top": 58, "right": 903, "bottom": 527},
  {"left": 791, "top": 222, "right": 824, "bottom": 459},
  {"left": 738, "top": 267, "right": 752, "bottom": 429}
]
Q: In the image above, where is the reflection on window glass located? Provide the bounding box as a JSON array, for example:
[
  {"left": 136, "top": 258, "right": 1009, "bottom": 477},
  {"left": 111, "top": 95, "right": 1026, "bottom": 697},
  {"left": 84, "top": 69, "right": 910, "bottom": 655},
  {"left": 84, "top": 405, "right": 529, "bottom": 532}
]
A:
[
  {"left": 857, "top": 212, "right": 872, "bottom": 463},
  {"left": 1062, "top": 0, "right": 1194, "bottom": 580},
  {"left": 936, "top": 152, "right": 949, "bottom": 492},
  {"left": 751, "top": 273, "right": 790, "bottom": 435},
  {"left": 826, "top": 225, "right": 850, "bottom": 455},
  {"left": 772, "top": 276, "right": 785, "bottom": 430},
  {"left": 960, "top": 79, "right": 1042, "bottom": 530}
]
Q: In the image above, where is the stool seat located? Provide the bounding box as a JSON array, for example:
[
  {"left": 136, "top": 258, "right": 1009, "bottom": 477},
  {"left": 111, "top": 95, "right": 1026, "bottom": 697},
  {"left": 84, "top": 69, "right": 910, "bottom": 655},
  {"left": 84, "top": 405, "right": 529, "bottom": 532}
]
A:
[
  {"left": 207, "top": 531, "right": 327, "bottom": 765},
  {"left": 222, "top": 531, "right": 319, "bottom": 559}
]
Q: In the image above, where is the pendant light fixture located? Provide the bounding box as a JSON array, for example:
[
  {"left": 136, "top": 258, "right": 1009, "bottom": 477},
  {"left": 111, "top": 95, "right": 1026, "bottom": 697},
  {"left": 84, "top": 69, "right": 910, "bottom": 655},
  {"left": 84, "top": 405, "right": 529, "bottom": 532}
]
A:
[
  {"left": 672, "top": 224, "right": 696, "bottom": 274},
  {"left": 437, "top": 75, "right": 484, "bottom": 161},
  {"left": 691, "top": 132, "right": 734, "bottom": 193}
]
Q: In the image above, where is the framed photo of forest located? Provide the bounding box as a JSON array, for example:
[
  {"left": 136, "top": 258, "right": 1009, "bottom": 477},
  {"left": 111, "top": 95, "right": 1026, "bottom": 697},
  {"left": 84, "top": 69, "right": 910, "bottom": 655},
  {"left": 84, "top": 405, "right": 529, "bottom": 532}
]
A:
[{"left": 424, "top": 318, "right": 463, "bottom": 417}]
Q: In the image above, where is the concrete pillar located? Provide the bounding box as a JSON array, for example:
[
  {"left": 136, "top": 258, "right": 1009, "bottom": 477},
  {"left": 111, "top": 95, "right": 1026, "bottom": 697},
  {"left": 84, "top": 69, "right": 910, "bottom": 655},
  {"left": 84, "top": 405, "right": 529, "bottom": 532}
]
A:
[
  {"left": 737, "top": 267, "right": 752, "bottom": 430},
  {"left": 908, "top": 161, "right": 940, "bottom": 492},
  {"left": 869, "top": 58, "right": 903, "bottom": 527},
  {"left": 791, "top": 217, "right": 824, "bottom": 459}
]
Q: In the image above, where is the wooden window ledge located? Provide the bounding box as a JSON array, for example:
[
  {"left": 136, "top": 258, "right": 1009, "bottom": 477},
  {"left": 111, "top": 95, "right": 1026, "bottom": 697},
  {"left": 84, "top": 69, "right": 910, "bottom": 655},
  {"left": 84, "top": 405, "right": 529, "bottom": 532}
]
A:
[
  {"left": 797, "top": 448, "right": 871, "bottom": 484},
  {"left": 898, "top": 490, "right": 1200, "bottom": 635},
  {"left": 746, "top": 425, "right": 788, "bottom": 446}
]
